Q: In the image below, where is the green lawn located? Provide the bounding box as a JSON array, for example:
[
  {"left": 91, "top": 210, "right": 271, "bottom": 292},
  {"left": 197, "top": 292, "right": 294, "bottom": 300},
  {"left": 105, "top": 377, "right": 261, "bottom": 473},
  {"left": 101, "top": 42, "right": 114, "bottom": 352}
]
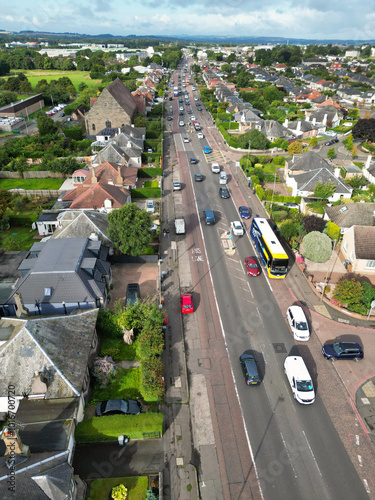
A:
[
  {"left": 143, "top": 180, "right": 159, "bottom": 188},
  {"left": 0, "top": 226, "right": 37, "bottom": 251},
  {"left": 10, "top": 69, "right": 101, "bottom": 90},
  {"left": 93, "top": 368, "right": 142, "bottom": 402},
  {"left": 101, "top": 336, "right": 138, "bottom": 361},
  {"left": 90, "top": 476, "right": 148, "bottom": 500},
  {"left": 0, "top": 178, "right": 63, "bottom": 190},
  {"left": 75, "top": 412, "right": 163, "bottom": 442}
]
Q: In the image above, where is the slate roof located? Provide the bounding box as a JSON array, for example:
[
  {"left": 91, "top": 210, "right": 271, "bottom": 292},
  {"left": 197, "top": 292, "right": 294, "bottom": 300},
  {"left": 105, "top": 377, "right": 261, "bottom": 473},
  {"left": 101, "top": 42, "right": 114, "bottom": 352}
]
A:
[
  {"left": 100, "top": 78, "right": 137, "bottom": 117},
  {"left": 324, "top": 203, "right": 375, "bottom": 228},
  {"left": 293, "top": 168, "right": 352, "bottom": 195},
  {"left": 52, "top": 210, "right": 112, "bottom": 245},
  {"left": 0, "top": 309, "right": 98, "bottom": 398},
  {"left": 354, "top": 226, "right": 375, "bottom": 259},
  {"left": 6, "top": 239, "right": 109, "bottom": 307},
  {"left": 288, "top": 151, "right": 333, "bottom": 172}
]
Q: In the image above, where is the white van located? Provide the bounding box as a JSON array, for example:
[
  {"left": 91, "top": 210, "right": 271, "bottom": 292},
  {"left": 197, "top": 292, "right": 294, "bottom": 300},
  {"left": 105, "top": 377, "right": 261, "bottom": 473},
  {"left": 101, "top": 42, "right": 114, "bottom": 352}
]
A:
[
  {"left": 219, "top": 171, "right": 227, "bottom": 185},
  {"left": 284, "top": 356, "right": 315, "bottom": 405},
  {"left": 211, "top": 162, "right": 220, "bottom": 174}
]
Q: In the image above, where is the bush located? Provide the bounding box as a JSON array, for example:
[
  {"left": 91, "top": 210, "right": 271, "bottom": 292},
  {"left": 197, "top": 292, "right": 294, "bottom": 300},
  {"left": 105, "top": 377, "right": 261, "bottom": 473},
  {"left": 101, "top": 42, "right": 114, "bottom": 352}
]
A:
[
  {"left": 325, "top": 221, "right": 340, "bottom": 241},
  {"left": 272, "top": 210, "right": 289, "bottom": 222},
  {"left": 301, "top": 215, "right": 326, "bottom": 233},
  {"left": 301, "top": 231, "right": 332, "bottom": 263},
  {"left": 278, "top": 220, "right": 299, "bottom": 242},
  {"left": 360, "top": 281, "right": 375, "bottom": 308},
  {"left": 62, "top": 125, "right": 84, "bottom": 141},
  {"left": 255, "top": 185, "right": 265, "bottom": 200},
  {"left": 91, "top": 356, "right": 118, "bottom": 388},
  {"left": 348, "top": 303, "right": 368, "bottom": 316},
  {"left": 141, "top": 357, "right": 165, "bottom": 401},
  {"left": 138, "top": 167, "right": 163, "bottom": 178}
]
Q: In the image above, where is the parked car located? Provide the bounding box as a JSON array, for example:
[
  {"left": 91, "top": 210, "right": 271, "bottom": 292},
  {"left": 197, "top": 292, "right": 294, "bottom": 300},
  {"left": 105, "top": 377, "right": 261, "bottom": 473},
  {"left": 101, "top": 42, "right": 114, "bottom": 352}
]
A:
[
  {"left": 239, "top": 206, "right": 252, "bottom": 219},
  {"left": 284, "top": 202, "right": 299, "bottom": 209},
  {"left": 179, "top": 121, "right": 185, "bottom": 126},
  {"left": 146, "top": 200, "right": 155, "bottom": 213},
  {"left": 183, "top": 137, "right": 190, "bottom": 143},
  {"left": 240, "top": 353, "right": 261, "bottom": 385},
  {"left": 245, "top": 257, "right": 260, "bottom": 277},
  {"left": 325, "top": 138, "right": 339, "bottom": 146},
  {"left": 180, "top": 293, "right": 194, "bottom": 314},
  {"left": 203, "top": 146, "right": 212, "bottom": 154},
  {"left": 230, "top": 221, "right": 244, "bottom": 236},
  {"left": 322, "top": 342, "right": 363, "bottom": 360},
  {"left": 96, "top": 399, "right": 141, "bottom": 416},
  {"left": 195, "top": 173, "right": 203, "bottom": 182},
  {"left": 173, "top": 181, "right": 182, "bottom": 191},
  {"left": 197, "top": 132, "right": 204, "bottom": 139},
  {"left": 126, "top": 283, "right": 140, "bottom": 306},
  {"left": 167, "top": 116, "right": 173, "bottom": 121},
  {"left": 286, "top": 306, "right": 310, "bottom": 341},
  {"left": 219, "top": 187, "right": 230, "bottom": 199},
  {"left": 190, "top": 157, "right": 198, "bottom": 164}
]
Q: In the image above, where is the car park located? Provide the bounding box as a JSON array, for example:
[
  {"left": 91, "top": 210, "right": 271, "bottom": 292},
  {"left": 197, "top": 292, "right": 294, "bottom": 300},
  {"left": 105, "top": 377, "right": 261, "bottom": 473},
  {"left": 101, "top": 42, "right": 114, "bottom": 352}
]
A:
[
  {"left": 180, "top": 293, "right": 194, "bottom": 314},
  {"left": 146, "top": 200, "right": 155, "bottom": 213},
  {"left": 195, "top": 173, "right": 203, "bottom": 182},
  {"left": 286, "top": 306, "right": 310, "bottom": 341},
  {"left": 219, "top": 187, "right": 230, "bottom": 198},
  {"left": 239, "top": 206, "right": 252, "bottom": 219},
  {"left": 230, "top": 221, "right": 244, "bottom": 236},
  {"left": 96, "top": 399, "right": 141, "bottom": 416},
  {"left": 245, "top": 257, "right": 260, "bottom": 276},
  {"left": 211, "top": 162, "right": 220, "bottom": 173},
  {"left": 179, "top": 121, "right": 185, "bottom": 126},
  {"left": 322, "top": 342, "right": 363, "bottom": 360},
  {"left": 126, "top": 283, "right": 140, "bottom": 306},
  {"left": 240, "top": 354, "right": 261, "bottom": 386},
  {"left": 203, "top": 146, "right": 212, "bottom": 154},
  {"left": 183, "top": 137, "right": 190, "bottom": 143},
  {"left": 197, "top": 132, "right": 204, "bottom": 139},
  {"left": 173, "top": 181, "right": 182, "bottom": 191},
  {"left": 190, "top": 157, "right": 198, "bottom": 164}
]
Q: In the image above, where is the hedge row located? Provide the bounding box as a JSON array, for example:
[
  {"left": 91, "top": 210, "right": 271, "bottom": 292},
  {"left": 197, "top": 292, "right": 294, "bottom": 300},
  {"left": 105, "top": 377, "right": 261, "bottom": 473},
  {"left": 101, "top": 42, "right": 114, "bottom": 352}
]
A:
[
  {"left": 131, "top": 188, "right": 161, "bottom": 199},
  {"left": 9, "top": 216, "right": 35, "bottom": 227},
  {"left": 265, "top": 194, "right": 302, "bottom": 203},
  {"left": 221, "top": 122, "right": 239, "bottom": 130},
  {"left": 138, "top": 167, "right": 163, "bottom": 178}
]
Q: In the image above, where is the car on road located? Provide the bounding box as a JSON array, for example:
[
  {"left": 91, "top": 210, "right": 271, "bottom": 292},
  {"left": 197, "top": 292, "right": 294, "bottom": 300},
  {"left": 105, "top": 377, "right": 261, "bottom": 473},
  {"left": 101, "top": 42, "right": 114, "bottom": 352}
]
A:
[
  {"left": 145, "top": 200, "right": 155, "bottom": 213},
  {"left": 190, "top": 115, "right": 196, "bottom": 121},
  {"left": 180, "top": 293, "right": 194, "bottom": 314},
  {"left": 230, "top": 221, "right": 244, "bottom": 236},
  {"left": 192, "top": 86, "right": 196, "bottom": 90},
  {"left": 203, "top": 209, "right": 215, "bottom": 224},
  {"left": 197, "top": 132, "right": 204, "bottom": 139},
  {"left": 240, "top": 353, "right": 261, "bottom": 386},
  {"left": 211, "top": 162, "right": 220, "bottom": 173},
  {"left": 203, "top": 146, "right": 212, "bottom": 154},
  {"left": 167, "top": 116, "right": 173, "bottom": 121},
  {"left": 173, "top": 181, "right": 182, "bottom": 191},
  {"left": 179, "top": 111, "right": 184, "bottom": 116},
  {"left": 96, "top": 399, "right": 141, "bottom": 416},
  {"left": 284, "top": 202, "right": 299, "bottom": 209},
  {"left": 322, "top": 342, "right": 363, "bottom": 360},
  {"left": 245, "top": 257, "right": 260, "bottom": 277},
  {"left": 219, "top": 187, "right": 230, "bottom": 198},
  {"left": 239, "top": 206, "right": 252, "bottom": 219},
  {"left": 325, "top": 138, "right": 339, "bottom": 146},
  {"left": 190, "top": 157, "right": 198, "bottom": 164},
  {"left": 183, "top": 137, "right": 190, "bottom": 143},
  {"left": 195, "top": 173, "right": 203, "bottom": 182},
  {"left": 194, "top": 97, "right": 198, "bottom": 101},
  {"left": 286, "top": 306, "right": 310, "bottom": 341},
  {"left": 179, "top": 121, "right": 185, "bottom": 126},
  {"left": 179, "top": 106, "right": 184, "bottom": 111},
  {"left": 126, "top": 283, "right": 140, "bottom": 306},
  {"left": 197, "top": 106, "right": 202, "bottom": 111},
  {"left": 179, "top": 98, "right": 183, "bottom": 102}
]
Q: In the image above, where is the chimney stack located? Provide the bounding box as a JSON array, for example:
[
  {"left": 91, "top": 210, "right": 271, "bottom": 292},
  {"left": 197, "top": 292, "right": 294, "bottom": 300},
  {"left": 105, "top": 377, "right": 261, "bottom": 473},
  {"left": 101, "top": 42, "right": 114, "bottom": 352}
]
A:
[
  {"left": 2, "top": 428, "right": 30, "bottom": 458},
  {"left": 14, "top": 293, "right": 29, "bottom": 318},
  {"left": 91, "top": 167, "right": 97, "bottom": 184}
]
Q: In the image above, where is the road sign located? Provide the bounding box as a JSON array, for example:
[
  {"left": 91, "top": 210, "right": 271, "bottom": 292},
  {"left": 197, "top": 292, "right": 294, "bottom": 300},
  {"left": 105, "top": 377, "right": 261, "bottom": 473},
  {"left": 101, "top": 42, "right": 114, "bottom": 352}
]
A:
[{"left": 229, "top": 235, "right": 233, "bottom": 239}]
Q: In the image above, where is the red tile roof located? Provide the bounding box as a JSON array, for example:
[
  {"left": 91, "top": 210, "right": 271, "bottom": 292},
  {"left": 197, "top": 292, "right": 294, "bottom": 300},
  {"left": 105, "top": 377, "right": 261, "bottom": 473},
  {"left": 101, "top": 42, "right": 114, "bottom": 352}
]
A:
[{"left": 62, "top": 183, "right": 130, "bottom": 209}]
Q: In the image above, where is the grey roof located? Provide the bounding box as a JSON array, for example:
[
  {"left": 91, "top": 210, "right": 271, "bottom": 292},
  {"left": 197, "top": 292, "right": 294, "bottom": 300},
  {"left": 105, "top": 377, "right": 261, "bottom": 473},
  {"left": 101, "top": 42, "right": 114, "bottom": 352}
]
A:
[
  {"left": 0, "top": 309, "right": 98, "bottom": 397},
  {"left": 293, "top": 168, "right": 352, "bottom": 194},
  {"left": 6, "top": 238, "right": 109, "bottom": 307},
  {"left": 288, "top": 151, "right": 333, "bottom": 172},
  {"left": 32, "top": 462, "right": 73, "bottom": 500},
  {"left": 37, "top": 213, "right": 60, "bottom": 223},
  {"left": 52, "top": 211, "right": 113, "bottom": 246},
  {"left": 324, "top": 203, "right": 375, "bottom": 228},
  {"left": 354, "top": 226, "right": 375, "bottom": 259},
  {"left": 287, "top": 120, "right": 318, "bottom": 133},
  {"left": 104, "top": 78, "right": 137, "bottom": 117}
]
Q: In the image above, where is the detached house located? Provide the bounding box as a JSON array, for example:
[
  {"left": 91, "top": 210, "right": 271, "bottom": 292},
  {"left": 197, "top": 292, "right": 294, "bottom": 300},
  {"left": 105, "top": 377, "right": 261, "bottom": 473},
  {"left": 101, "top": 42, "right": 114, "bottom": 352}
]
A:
[{"left": 340, "top": 226, "right": 375, "bottom": 278}]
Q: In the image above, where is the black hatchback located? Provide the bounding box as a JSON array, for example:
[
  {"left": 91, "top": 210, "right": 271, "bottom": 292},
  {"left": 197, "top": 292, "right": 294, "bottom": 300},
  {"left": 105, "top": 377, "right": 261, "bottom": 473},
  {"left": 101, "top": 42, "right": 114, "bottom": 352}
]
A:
[
  {"left": 322, "top": 342, "right": 363, "bottom": 360},
  {"left": 219, "top": 187, "right": 230, "bottom": 199},
  {"left": 240, "top": 354, "right": 261, "bottom": 385}
]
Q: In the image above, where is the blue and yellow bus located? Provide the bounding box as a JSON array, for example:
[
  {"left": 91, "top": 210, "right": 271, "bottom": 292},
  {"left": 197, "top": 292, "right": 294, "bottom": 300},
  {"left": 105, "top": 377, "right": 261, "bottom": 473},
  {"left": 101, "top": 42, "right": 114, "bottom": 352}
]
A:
[{"left": 250, "top": 217, "right": 289, "bottom": 279}]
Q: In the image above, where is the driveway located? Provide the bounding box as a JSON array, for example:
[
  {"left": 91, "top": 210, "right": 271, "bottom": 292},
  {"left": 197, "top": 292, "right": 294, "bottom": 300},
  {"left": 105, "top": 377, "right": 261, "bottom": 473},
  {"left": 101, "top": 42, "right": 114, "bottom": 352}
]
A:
[{"left": 109, "top": 262, "right": 158, "bottom": 308}]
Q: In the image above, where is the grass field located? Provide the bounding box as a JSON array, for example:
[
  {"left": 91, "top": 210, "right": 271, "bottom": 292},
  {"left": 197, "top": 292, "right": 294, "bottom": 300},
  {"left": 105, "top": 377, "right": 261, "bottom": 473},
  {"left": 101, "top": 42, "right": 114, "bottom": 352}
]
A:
[
  {"left": 90, "top": 476, "right": 148, "bottom": 500},
  {"left": 0, "top": 226, "right": 37, "bottom": 251},
  {"left": 93, "top": 368, "right": 142, "bottom": 401},
  {"left": 0, "top": 178, "right": 63, "bottom": 190},
  {"left": 10, "top": 70, "right": 101, "bottom": 90}
]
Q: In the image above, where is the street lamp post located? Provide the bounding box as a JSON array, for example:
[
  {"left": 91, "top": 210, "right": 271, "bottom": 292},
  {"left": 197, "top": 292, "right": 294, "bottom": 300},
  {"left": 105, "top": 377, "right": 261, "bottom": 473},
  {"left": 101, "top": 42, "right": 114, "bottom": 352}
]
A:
[{"left": 270, "top": 171, "right": 277, "bottom": 214}]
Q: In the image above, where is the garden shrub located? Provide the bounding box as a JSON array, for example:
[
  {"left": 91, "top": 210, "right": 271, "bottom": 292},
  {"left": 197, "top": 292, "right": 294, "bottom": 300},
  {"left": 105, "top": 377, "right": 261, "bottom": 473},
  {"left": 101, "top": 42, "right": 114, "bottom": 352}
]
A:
[
  {"left": 272, "top": 210, "right": 288, "bottom": 222},
  {"left": 348, "top": 303, "right": 368, "bottom": 316},
  {"left": 255, "top": 185, "right": 265, "bottom": 200},
  {"left": 325, "top": 221, "right": 340, "bottom": 241},
  {"left": 301, "top": 215, "right": 326, "bottom": 233},
  {"left": 301, "top": 231, "right": 332, "bottom": 263},
  {"left": 278, "top": 220, "right": 299, "bottom": 242},
  {"left": 138, "top": 167, "right": 163, "bottom": 178},
  {"left": 141, "top": 357, "right": 165, "bottom": 401},
  {"left": 273, "top": 156, "right": 286, "bottom": 166},
  {"left": 361, "top": 281, "right": 375, "bottom": 308},
  {"left": 91, "top": 356, "right": 118, "bottom": 388},
  {"left": 250, "top": 175, "right": 260, "bottom": 186}
]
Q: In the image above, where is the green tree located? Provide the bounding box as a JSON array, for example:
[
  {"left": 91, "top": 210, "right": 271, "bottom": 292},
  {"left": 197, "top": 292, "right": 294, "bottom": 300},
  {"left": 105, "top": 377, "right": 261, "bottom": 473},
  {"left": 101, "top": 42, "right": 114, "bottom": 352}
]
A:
[
  {"left": 227, "top": 53, "right": 236, "bottom": 63},
  {"left": 302, "top": 231, "right": 332, "bottom": 263},
  {"left": 313, "top": 181, "right": 336, "bottom": 199},
  {"left": 108, "top": 203, "right": 152, "bottom": 256},
  {"left": 288, "top": 140, "right": 304, "bottom": 155},
  {"left": 327, "top": 147, "right": 336, "bottom": 160},
  {"left": 343, "top": 134, "right": 354, "bottom": 151},
  {"left": 111, "top": 484, "right": 128, "bottom": 500},
  {"left": 278, "top": 220, "right": 299, "bottom": 242},
  {"left": 325, "top": 221, "right": 340, "bottom": 241},
  {"left": 237, "top": 129, "right": 270, "bottom": 150},
  {"left": 0, "top": 189, "right": 12, "bottom": 217},
  {"left": 263, "top": 86, "right": 285, "bottom": 104},
  {"left": 221, "top": 63, "right": 232, "bottom": 74},
  {"left": 333, "top": 279, "right": 364, "bottom": 306},
  {"left": 309, "top": 136, "right": 318, "bottom": 147},
  {"left": 36, "top": 114, "right": 58, "bottom": 136}
]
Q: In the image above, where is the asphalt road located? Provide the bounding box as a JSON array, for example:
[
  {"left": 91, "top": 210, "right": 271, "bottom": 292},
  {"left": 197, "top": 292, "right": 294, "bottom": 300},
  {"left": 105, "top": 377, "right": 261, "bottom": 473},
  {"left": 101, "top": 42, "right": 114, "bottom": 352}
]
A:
[{"left": 170, "top": 64, "right": 369, "bottom": 499}]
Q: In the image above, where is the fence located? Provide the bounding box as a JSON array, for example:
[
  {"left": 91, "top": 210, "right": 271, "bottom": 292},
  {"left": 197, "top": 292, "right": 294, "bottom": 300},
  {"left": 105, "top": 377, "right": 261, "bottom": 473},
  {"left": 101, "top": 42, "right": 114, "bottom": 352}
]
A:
[
  {"left": 8, "top": 189, "right": 60, "bottom": 197},
  {"left": 112, "top": 254, "right": 159, "bottom": 264}
]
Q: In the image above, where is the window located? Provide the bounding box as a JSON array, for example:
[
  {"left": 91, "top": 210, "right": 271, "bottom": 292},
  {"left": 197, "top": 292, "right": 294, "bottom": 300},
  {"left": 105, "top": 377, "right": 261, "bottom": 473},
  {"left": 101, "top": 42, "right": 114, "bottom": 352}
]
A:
[
  {"left": 343, "top": 240, "right": 348, "bottom": 251},
  {"left": 105, "top": 120, "right": 111, "bottom": 128},
  {"left": 92, "top": 123, "right": 96, "bottom": 131},
  {"left": 350, "top": 251, "right": 355, "bottom": 261},
  {"left": 366, "top": 260, "right": 375, "bottom": 268}
]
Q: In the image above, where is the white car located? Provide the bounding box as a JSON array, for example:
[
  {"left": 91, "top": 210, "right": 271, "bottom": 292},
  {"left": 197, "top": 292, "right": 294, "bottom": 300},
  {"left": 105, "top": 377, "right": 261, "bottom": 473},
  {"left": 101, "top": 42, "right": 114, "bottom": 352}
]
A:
[
  {"left": 197, "top": 132, "right": 204, "bottom": 139},
  {"left": 286, "top": 306, "right": 310, "bottom": 341},
  {"left": 211, "top": 162, "right": 220, "bottom": 173},
  {"left": 173, "top": 181, "right": 182, "bottom": 191},
  {"left": 146, "top": 200, "right": 155, "bottom": 213},
  {"left": 183, "top": 137, "right": 190, "bottom": 143},
  {"left": 179, "top": 106, "right": 184, "bottom": 111},
  {"left": 179, "top": 121, "right": 185, "bottom": 126},
  {"left": 230, "top": 221, "right": 244, "bottom": 236},
  {"left": 194, "top": 97, "right": 198, "bottom": 101},
  {"left": 190, "top": 115, "right": 196, "bottom": 121},
  {"left": 192, "top": 87, "right": 196, "bottom": 91}
]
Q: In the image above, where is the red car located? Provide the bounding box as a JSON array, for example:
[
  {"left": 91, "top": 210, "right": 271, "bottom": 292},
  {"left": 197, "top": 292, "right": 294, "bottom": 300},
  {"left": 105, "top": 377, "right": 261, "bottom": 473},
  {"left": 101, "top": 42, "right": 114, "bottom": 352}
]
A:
[
  {"left": 180, "top": 293, "right": 194, "bottom": 314},
  {"left": 245, "top": 257, "right": 260, "bottom": 277}
]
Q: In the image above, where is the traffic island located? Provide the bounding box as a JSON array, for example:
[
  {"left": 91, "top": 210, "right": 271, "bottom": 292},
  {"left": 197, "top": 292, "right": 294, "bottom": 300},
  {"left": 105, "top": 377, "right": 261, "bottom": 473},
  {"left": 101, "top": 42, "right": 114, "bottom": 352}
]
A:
[{"left": 220, "top": 231, "right": 235, "bottom": 255}]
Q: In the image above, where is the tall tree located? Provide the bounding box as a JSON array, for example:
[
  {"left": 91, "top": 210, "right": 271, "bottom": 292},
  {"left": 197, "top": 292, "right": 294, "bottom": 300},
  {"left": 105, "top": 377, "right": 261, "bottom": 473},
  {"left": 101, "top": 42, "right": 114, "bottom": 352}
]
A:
[{"left": 108, "top": 203, "right": 152, "bottom": 255}]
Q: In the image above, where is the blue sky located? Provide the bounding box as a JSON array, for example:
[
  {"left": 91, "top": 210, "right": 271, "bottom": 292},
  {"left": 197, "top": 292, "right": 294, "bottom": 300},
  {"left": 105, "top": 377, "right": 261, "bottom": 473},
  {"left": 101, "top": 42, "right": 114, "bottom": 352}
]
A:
[{"left": 3, "top": 0, "right": 375, "bottom": 40}]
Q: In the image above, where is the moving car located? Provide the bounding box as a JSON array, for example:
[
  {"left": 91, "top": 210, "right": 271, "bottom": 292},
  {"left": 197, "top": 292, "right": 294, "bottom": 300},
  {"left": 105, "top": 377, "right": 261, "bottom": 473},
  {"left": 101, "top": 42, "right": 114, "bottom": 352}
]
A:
[
  {"left": 197, "top": 132, "right": 204, "bottom": 139},
  {"left": 240, "top": 353, "right": 261, "bottom": 386},
  {"left": 284, "top": 356, "right": 315, "bottom": 404},
  {"left": 180, "top": 293, "right": 194, "bottom": 314},
  {"left": 203, "top": 209, "right": 215, "bottom": 224},
  {"left": 146, "top": 200, "right": 155, "bottom": 213},
  {"left": 219, "top": 187, "right": 230, "bottom": 199},
  {"left": 286, "top": 306, "right": 310, "bottom": 341},
  {"left": 179, "top": 106, "right": 184, "bottom": 111},
  {"left": 211, "top": 162, "right": 220, "bottom": 173},
  {"left": 245, "top": 257, "right": 260, "bottom": 277},
  {"left": 190, "top": 157, "right": 198, "bottom": 164},
  {"left": 183, "top": 137, "right": 190, "bottom": 143},
  {"left": 179, "top": 121, "right": 185, "bottom": 126},
  {"left": 194, "top": 97, "right": 198, "bottom": 101},
  {"left": 173, "top": 181, "right": 182, "bottom": 191},
  {"left": 239, "top": 206, "right": 252, "bottom": 219},
  {"left": 203, "top": 146, "right": 212, "bottom": 154},
  {"left": 190, "top": 115, "right": 196, "bottom": 121},
  {"left": 126, "top": 283, "right": 140, "bottom": 306},
  {"left": 230, "top": 221, "right": 244, "bottom": 236},
  {"left": 219, "top": 171, "right": 227, "bottom": 185},
  {"left": 195, "top": 173, "right": 203, "bottom": 182},
  {"left": 96, "top": 399, "right": 141, "bottom": 416},
  {"left": 322, "top": 342, "right": 363, "bottom": 360},
  {"left": 167, "top": 116, "right": 173, "bottom": 121}
]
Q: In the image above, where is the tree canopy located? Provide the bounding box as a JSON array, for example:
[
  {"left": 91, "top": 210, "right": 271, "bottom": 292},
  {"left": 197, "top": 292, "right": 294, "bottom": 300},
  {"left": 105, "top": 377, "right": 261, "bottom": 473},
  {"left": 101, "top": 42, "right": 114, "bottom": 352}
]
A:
[
  {"left": 237, "top": 129, "right": 270, "bottom": 150},
  {"left": 352, "top": 119, "right": 375, "bottom": 142}
]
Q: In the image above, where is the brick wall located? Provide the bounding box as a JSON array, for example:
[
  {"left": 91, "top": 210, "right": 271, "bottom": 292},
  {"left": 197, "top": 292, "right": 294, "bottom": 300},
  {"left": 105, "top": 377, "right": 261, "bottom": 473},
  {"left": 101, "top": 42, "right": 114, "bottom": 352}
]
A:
[{"left": 85, "top": 88, "right": 135, "bottom": 134}]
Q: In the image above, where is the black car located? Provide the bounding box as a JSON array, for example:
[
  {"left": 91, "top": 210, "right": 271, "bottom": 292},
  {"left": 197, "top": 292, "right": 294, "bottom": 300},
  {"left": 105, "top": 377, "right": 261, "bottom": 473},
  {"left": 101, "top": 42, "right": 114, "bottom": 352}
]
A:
[
  {"left": 190, "top": 157, "right": 198, "bottom": 164},
  {"left": 179, "top": 111, "right": 184, "bottom": 115},
  {"left": 169, "top": 96, "right": 173, "bottom": 101},
  {"left": 325, "top": 138, "right": 339, "bottom": 146},
  {"left": 219, "top": 187, "right": 230, "bottom": 199},
  {"left": 322, "top": 342, "right": 363, "bottom": 360},
  {"left": 126, "top": 283, "right": 140, "bottom": 306},
  {"left": 179, "top": 98, "right": 183, "bottom": 103},
  {"left": 96, "top": 399, "right": 141, "bottom": 416},
  {"left": 195, "top": 173, "right": 203, "bottom": 181},
  {"left": 167, "top": 116, "right": 173, "bottom": 121},
  {"left": 240, "top": 354, "right": 261, "bottom": 385}
]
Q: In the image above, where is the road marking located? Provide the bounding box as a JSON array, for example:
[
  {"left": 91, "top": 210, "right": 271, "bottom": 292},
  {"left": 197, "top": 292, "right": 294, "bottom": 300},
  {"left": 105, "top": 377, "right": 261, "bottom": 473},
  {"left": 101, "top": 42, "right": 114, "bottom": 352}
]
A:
[
  {"left": 256, "top": 307, "right": 264, "bottom": 326},
  {"left": 302, "top": 431, "right": 323, "bottom": 477},
  {"left": 363, "top": 479, "right": 370, "bottom": 493},
  {"left": 356, "top": 434, "right": 360, "bottom": 446},
  {"left": 247, "top": 281, "right": 254, "bottom": 298},
  {"left": 280, "top": 433, "right": 298, "bottom": 478},
  {"left": 358, "top": 455, "right": 363, "bottom": 467},
  {"left": 227, "top": 257, "right": 239, "bottom": 263},
  {"left": 234, "top": 276, "right": 248, "bottom": 283}
]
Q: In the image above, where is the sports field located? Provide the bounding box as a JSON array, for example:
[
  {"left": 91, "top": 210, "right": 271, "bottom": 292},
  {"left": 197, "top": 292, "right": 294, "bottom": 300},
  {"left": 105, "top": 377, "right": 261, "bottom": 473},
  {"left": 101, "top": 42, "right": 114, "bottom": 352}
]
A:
[{"left": 11, "top": 70, "right": 101, "bottom": 90}]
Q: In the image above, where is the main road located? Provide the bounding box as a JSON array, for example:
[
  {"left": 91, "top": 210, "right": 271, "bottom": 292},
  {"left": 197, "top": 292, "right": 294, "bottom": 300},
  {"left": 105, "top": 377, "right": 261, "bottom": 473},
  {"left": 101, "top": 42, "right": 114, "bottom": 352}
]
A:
[{"left": 167, "top": 58, "right": 369, "bottom": 499}]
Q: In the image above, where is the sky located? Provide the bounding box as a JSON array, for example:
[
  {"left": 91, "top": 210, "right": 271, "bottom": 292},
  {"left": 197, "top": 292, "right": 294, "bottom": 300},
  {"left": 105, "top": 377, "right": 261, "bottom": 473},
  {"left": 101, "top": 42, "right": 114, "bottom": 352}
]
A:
[{"left": 2, "top": 0, "right": 375, "bottom": 41}]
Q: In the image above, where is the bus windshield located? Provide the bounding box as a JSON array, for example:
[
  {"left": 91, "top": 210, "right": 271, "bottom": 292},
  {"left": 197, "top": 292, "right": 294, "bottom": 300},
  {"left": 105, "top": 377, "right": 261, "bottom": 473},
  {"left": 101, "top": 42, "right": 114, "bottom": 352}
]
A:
[{"left": 271, "top": 258, "right": 288, "bottom": 273}]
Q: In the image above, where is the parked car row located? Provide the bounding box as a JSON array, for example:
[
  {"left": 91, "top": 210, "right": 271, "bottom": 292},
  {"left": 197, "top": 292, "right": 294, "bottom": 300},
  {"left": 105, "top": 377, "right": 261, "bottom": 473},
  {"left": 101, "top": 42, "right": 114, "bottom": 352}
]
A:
[{"left": 45, "top": 103, "right": 66, "bottom": 116}]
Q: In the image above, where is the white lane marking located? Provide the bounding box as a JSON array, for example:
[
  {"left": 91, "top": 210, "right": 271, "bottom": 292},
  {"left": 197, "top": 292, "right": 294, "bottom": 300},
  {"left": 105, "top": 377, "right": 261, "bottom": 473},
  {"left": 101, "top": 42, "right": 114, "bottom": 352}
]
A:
[
  {"left": 280, "top": 433, "right": 298, "bottom": 478},
  {"left": 234, "top": 276, "right": 248, "bottom": 283},
  {"left": 356, "top": 434, "right": 360, "bottom": 446},
  {"left": 227, "top": 257, "right": 240, "bottom": 263},
  {"left": 247, "top": 281, "right": 254, "bottom": 298},
  {"left": 302, "top": 431, "right": 323, "bottom": 477},
  {"left": 363, "top": 479, "right": 370, "bottom": 493},
  {"left": 358, "top": 455, "right": 363, "bottom": 467},
  {"left": 256, "top": 307, "right": 264, "bottom": 326}
]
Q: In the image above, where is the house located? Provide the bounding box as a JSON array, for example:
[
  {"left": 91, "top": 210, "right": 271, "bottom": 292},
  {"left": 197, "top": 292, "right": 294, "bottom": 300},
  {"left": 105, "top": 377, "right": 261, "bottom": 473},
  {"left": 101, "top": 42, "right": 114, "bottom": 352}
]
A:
[
  {"left": 304, "top": 108, "right": 340, "bottom": 129},
  {"left": 340, "top": 226, "right": 375, "bottom": 276},
  {"left": 85, "top": 78, "right": 137, "bottom": 136},
  {"left": 91, "top": 128, "right": 144, "bottom": 168},
  {"left": 274, "top": 63, "right": 287, "bottom": 72},
  {"left": 285, "top": 151, "right": 334, "bottom": 176},
  {"left": 324, "top": 203, "right": 375, "bottom": 233},
  {"left": 71, "top": 162, "right": 138, "bottom": 190},
  {"left": 335, "top": 161, "right": 363, "bottom": 180},
  {"left": 284, "top": 119, "right": 319, "bottom": 139},
  {"left": 2, "top": 238, "right": 110, "bottom": 317},
  {"left": 70, "top": 104, "right": 87, "bottom": 121},
  {"left": 363, "top": 155, "right": 375, "bottom": 184},
  {"left": 61, "top": 182, "right": 131, "bottom": 211}
]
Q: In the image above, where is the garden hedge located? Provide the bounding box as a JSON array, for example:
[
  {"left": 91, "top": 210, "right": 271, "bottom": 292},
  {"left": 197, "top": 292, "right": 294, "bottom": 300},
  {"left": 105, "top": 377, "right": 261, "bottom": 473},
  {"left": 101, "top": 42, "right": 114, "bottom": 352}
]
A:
[
  {"left": 131, "top": 188, "right": 161, "bottom": 199},
  {"left": 138, "top": 167, "right": 163, "bottom": 178}
]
